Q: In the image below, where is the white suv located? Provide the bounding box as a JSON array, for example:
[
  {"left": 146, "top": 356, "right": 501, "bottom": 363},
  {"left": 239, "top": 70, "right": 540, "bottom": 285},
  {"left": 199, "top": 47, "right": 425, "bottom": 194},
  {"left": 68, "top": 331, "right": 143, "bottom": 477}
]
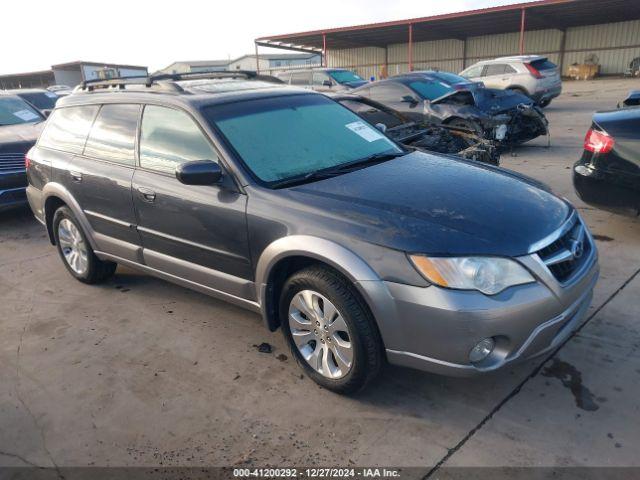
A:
[{"left": 460, "top": 55, "right": 562, "bottom": 107}]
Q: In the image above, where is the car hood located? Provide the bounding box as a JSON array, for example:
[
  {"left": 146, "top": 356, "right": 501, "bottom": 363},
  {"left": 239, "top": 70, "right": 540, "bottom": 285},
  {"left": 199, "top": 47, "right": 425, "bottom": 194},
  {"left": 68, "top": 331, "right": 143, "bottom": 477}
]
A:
[
  {"left": 285, "top": 151, "right": 570, "bottom": 256},
  {"left": 0, "top": 122, "right": 44, "bottom": 153}
]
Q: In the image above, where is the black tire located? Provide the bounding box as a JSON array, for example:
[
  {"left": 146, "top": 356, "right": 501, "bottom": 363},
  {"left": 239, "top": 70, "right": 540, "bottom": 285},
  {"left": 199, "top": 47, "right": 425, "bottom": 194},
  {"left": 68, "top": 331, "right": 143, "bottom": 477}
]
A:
[
  {"left": 52, "top": 206, "right": 117, "bottom": 284},
  {"left": 279, "top": 265, "right": 383, "bottom": 394}
]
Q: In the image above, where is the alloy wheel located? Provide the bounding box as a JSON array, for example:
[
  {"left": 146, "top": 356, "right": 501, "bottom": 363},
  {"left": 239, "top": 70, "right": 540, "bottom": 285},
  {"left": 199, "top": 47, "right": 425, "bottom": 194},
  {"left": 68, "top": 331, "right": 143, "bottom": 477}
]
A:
[
  {"left": 58, "top": 218, "right": 88, "bottom": 275},
  {"left": 288, "top": 290, "right": 353, "bottom": 379}
]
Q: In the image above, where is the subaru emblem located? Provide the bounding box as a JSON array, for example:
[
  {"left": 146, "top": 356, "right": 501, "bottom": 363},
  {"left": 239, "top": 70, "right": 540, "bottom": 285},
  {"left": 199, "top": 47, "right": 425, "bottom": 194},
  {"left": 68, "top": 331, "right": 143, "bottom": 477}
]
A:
[{"left": 570, "top": 239, "right": 584, "bottom": 259}]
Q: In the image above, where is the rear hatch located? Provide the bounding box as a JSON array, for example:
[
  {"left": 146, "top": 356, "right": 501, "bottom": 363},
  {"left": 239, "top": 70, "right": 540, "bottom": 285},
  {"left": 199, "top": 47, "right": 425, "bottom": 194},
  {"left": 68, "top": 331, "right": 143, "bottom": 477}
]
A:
[{"left": 529, "top": 58, "right": 561, "bottom": 90}]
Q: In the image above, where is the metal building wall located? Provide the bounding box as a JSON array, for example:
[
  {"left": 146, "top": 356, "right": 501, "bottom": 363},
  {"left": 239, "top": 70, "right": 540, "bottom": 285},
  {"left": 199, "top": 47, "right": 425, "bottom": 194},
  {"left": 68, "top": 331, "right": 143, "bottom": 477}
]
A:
[{"left": 325, "top": 19, "right": 640, "bottom": 77}]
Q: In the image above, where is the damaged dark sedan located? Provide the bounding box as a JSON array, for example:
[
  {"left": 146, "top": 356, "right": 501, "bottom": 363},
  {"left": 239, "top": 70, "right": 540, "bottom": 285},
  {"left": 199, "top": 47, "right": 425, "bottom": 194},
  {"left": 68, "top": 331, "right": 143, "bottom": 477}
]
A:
[
  {"left": 352, "top": 72, "right": 548, "bottom": 147},
  {"left": 332, "top": 93, "right": 499, "bottom": 165}
]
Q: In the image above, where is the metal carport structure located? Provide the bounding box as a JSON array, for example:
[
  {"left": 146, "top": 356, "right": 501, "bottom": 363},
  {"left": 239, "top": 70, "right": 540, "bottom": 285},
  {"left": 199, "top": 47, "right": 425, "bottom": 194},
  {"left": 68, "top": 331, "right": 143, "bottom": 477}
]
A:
[{"left": 255, "top": 0, "right": 640, "bottom": 77}]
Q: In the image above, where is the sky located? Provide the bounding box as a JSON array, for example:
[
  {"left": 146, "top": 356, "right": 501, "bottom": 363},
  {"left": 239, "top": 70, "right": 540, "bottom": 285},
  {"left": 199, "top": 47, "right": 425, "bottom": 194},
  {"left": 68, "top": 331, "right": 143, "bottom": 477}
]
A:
[{"left": 3, "top": 0, "right": 531, "bottom": 75}]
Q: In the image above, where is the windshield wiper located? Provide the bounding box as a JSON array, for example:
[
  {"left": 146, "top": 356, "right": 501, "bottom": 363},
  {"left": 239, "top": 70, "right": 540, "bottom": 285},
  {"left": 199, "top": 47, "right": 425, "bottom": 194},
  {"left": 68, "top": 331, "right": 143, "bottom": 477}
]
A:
[
  {"left": 331, "top": 151, "right": 405, "bottom": 173},
  {"left": 271, "top": 150, "right": 406, "bottom": 189}
]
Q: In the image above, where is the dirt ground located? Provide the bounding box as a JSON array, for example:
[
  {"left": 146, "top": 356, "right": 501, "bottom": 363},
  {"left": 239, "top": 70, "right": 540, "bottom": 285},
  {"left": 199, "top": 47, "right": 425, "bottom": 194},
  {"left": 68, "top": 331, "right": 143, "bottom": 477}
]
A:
[{"left": 1, "top": 77, "right": 639, "bottom": 477}]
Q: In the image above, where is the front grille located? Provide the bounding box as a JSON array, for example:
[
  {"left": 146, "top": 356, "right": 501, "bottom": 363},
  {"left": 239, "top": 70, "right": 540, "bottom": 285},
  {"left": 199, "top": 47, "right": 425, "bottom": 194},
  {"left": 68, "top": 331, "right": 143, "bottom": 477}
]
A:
[
  {"left": 536, "top": 218, "right": 592, "bottom": 283},
  {"left": 0, "top": 153, "right": 26, "bottom": 173}
]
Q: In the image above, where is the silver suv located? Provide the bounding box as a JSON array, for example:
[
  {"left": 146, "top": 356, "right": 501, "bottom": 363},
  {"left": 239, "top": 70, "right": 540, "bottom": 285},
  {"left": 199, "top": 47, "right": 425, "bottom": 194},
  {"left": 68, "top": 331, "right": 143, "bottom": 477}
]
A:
[{"left": 460, "top": 55, "right": 562, "bottom": 107}]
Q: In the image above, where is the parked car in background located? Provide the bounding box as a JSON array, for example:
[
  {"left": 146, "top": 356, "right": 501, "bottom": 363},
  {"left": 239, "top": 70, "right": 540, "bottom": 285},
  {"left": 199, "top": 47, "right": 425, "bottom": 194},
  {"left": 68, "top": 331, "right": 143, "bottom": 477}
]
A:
[
  {"left": 3, "top": 88, "right": 60, "bottom": 116},
  {"left": 276, "top": 68, "right": 367, "bottom": 92},
  {"left": 27, "top": 73, "right": 598, "bottom": 393},
  {"left": 352, "top": 73, "right": 548, "bottom": 147},
  {"left": 0, "top": 95, "right": 45, "bottom": 211},
  {"left": 460, "top": 56, "right": 562, "bottom": 107},
  {"left": 47, "top": 85, "right": 73, "bottom": 96},
  {"left": 618, "top": 90, "right": 640, "bottom": 108},
  {"left": 573, "top": 107, "right": 640, "bottom": 217},
  {"left": 332, "top": 93, "right": 499, "bottom": 165}
]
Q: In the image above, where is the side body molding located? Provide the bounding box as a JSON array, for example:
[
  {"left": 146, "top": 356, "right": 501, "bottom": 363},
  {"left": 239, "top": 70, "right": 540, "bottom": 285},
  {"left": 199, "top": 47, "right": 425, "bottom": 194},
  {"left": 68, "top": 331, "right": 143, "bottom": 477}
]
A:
[
  {"left": 41, "top": 182, "right": 98, "bottom": 250},
  {"left": 254, "top": 235, "right": 397, "bottom": 336}
]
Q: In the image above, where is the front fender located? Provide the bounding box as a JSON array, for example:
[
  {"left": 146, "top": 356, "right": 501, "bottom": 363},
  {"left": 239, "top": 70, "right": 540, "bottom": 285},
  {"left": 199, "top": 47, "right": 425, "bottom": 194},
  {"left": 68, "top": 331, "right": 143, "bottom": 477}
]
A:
[{"left": 254, "top": 235, "right": 398, "bottom": 339}]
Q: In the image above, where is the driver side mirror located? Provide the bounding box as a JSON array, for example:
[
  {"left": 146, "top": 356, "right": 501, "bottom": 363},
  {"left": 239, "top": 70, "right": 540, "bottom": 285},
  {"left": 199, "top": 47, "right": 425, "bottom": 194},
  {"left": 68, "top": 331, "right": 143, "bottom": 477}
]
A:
[
  {"left": 176, "top": 160, "right": 222, "bottom": 186},
  {"left": 322, "top": 79, "right": 333, "bottom": 87}
]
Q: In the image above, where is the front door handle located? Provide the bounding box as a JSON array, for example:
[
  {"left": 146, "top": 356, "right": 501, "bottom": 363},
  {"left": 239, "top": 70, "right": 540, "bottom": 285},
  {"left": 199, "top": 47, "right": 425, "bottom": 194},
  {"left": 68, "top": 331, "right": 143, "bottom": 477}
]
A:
[
  {"left": 70, "top": 170, "right": 82, "bottom": 182},
  {"left": 137, "top": 187, "right": 156, "bottom": 202}
]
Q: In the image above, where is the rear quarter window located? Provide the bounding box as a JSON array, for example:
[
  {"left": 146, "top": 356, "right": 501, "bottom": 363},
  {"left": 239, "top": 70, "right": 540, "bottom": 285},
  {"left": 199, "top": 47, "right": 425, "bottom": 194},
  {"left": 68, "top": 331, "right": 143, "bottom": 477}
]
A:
[{"left": 38, "top": 105, "right": 98, "bottom": 154}]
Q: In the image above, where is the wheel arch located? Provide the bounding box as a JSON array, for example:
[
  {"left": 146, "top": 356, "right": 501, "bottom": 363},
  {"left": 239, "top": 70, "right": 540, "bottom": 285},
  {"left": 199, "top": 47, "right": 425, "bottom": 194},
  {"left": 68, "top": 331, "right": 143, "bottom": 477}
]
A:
[
  {"left": 255, "top": 236, "right": 384, "bottom": 332},
  {"left": 42, "top": 183, "right": 97, "bottom": 250}
]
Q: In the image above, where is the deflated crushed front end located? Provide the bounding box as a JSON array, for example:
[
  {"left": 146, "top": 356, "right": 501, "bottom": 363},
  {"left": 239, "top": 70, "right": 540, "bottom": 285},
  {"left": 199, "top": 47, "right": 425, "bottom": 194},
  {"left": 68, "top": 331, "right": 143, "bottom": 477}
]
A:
[{"left": 482, "top": 104, "right": 549, "bottom": 146}]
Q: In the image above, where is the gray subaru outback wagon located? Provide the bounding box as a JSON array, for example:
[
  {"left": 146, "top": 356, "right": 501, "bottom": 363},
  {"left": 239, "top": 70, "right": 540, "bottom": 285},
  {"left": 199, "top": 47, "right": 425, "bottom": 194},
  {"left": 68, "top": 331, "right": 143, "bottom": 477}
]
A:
[{"left": 26, "top": 72, "right": 599, "bottom": 393}]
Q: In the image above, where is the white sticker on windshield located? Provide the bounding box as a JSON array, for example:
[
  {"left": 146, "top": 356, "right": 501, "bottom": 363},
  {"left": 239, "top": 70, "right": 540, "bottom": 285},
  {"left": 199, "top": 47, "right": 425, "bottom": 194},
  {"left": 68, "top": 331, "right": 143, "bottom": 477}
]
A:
[
  {"left": 345, "top": 121, "right": 385, "bottom": 142},
  {"left": 13, "top": 109, "right": 39, "bottom": 121}
]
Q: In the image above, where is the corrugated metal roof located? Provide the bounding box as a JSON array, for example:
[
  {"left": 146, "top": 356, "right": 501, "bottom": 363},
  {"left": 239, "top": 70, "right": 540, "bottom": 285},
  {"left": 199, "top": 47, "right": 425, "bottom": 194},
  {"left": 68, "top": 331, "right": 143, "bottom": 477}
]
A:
[{"left": 256, "top": 0, "right": 640, "bottom": 51}]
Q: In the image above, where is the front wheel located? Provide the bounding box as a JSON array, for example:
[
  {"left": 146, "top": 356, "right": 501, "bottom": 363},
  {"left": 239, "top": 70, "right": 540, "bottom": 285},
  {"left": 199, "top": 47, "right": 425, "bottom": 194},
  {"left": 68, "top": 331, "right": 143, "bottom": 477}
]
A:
[
  {"left": 279, "top": 265, "right": 383, "bottom": 394},
  {"left": 53, "top": 206, "right": 117, "bottom": 284}
]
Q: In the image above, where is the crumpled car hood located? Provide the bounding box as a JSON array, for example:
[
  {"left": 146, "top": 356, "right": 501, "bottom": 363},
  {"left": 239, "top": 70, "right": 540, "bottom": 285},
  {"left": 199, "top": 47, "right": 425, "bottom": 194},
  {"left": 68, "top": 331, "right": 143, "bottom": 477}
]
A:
[{"left": 285, "top": 151, "right": 570, "bottom": 257}]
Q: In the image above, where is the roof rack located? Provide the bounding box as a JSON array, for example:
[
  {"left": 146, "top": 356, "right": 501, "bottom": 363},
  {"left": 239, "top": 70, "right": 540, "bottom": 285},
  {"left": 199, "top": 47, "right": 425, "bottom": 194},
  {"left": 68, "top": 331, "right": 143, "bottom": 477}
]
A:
[{"left": 74, "top": 70, "right": 282, "bottom": 94}]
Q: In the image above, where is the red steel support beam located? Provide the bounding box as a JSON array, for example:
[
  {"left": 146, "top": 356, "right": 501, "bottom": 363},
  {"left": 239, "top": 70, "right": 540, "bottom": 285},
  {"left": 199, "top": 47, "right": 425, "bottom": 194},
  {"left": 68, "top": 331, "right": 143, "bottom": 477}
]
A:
[
  {"left": 519, "top": 8, "right": 526, "bottom": 55},
  {"left": 408, "top": 23, "right": 414, "bottom": 71},
  {"left": 322, "top": 33, "right": 327, "bottom": 67},
  {"left": 254, "top": 42, "right": 260, "bottom": 73}
]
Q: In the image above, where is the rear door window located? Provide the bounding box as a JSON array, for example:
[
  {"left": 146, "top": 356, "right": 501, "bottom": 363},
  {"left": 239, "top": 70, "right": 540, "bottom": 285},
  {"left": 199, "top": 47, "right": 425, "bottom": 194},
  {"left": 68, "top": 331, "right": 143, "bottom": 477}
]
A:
[
  {"left": 139, "top": 105, "right": 218, "bottom": 174},
  {"left": 83, "top": 104, "right": 140, "bottom": 165},
  {"left": 483, "top": 64, "right": 507, "bottom": 76},
  {"left": 290, "top": 72, "right": 311, "bottom": 86},
  {"left": 38, "top": 105, "right": 98, "bottom": 153},
  {"left": 369, "top": 82, "right": 413, "bottom": 103}
]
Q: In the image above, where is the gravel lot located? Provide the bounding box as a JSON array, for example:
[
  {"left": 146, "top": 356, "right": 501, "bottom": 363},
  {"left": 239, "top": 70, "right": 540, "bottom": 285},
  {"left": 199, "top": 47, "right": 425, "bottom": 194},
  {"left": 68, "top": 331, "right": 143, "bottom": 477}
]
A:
[{"left": 1, "top": 78, "right": 639, "bottom": 477}]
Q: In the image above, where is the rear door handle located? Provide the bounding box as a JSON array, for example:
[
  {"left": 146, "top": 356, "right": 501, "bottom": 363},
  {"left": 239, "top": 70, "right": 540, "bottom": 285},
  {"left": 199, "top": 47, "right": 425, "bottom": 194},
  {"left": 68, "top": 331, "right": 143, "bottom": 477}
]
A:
[
  {"left": 137, "top": 187, "right": 156, "bottom": 202},
  {"left": 70, "top": 170, "right": 82, "bottom": 182}
]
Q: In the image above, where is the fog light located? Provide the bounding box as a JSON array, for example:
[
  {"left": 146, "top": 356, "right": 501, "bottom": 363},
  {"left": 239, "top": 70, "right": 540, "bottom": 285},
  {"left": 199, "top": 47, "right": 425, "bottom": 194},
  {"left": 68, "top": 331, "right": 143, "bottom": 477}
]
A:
[{"left": 469, "top": 337, "right": 495, "bottom": 363}]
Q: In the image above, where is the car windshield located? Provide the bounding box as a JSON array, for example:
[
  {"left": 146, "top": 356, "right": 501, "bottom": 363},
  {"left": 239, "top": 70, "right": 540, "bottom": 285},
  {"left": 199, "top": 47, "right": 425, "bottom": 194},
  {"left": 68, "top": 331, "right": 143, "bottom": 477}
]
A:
[
  {"left": 473, "top": 88, "right": 532, "bottom": 111},
  {"left": 17, "top": 91, "right": 59, "bottom": 110},
  {"left": 430, "top": 72, "right": 470, "bottom": 85},
  {"left": 328, "top": 70, "right": 364, "bottom": 84},
  {"left": 205, "top": 94, "right": 402, "bottom": 185},
  {"left": 0, "top": 96, "right": 43, "bottom": 125},
  {"left": 407, "top": 80, "right": 454, "bottom": 101}
]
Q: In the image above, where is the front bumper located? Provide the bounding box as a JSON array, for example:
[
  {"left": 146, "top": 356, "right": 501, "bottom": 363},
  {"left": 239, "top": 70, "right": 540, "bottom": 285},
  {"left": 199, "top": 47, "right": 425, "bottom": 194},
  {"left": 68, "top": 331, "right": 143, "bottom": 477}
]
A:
[
  {"left": 368, "top": 240, "right": 598, "bottom": 377},
  {"left": 0, "top": 171, "right": 28, "bottom": 211},
  {"left": 531, "top": 84, "right": 562, "bottom": 103}
]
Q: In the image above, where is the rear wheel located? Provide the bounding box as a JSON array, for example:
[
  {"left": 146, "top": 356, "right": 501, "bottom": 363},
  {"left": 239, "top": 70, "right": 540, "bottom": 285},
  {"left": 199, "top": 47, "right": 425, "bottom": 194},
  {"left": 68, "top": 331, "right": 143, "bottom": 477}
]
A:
[
  {"left": 53, "top": 206, "right": 117, "bottom": 284},
  {"left": 279, "top": 265, "right": 383, "bottom": 394}
]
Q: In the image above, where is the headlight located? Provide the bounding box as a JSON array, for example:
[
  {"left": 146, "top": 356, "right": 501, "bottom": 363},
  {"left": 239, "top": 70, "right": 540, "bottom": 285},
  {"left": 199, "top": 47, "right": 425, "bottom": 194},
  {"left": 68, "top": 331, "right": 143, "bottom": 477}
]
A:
[{"left": 409, "top": 255, "right": 534, "bottom": 295}]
